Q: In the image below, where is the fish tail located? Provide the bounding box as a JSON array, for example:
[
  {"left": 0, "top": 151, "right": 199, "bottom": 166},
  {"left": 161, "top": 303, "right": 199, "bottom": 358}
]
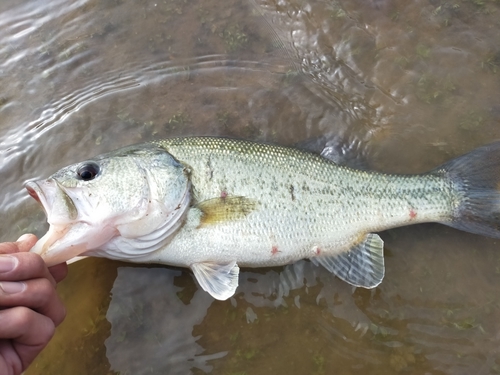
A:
[{"left": 437, "top": 141, "right": 500, "bottom": 238}]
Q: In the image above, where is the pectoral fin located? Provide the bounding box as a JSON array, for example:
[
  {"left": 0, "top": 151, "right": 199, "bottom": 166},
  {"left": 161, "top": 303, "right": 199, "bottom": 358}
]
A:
[
  {"left": 311, "top": 233, "right": 385, "bottom": 288},
  {"left": 197, "top": 196, "right": 258, "bottom": 227},
  {"left": 190, "top": 261, "right": 240, "bottom": 300}
]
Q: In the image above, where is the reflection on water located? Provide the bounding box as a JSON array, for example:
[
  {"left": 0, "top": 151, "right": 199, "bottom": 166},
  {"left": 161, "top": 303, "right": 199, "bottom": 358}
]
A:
[
  {"left": 104, "top": 227, "right": 500, "bottom": 375},
  {"left": 0, "top": 0, "right": 499, "bottom": 373},
  {"left": 106, "top": 267, "right": 225, "bottom": 375}
]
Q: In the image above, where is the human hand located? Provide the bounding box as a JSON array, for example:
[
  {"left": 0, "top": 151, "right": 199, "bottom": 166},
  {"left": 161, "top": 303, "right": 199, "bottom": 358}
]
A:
[{"left": 0, "top": 234, "right": 68, "bottom": 375}]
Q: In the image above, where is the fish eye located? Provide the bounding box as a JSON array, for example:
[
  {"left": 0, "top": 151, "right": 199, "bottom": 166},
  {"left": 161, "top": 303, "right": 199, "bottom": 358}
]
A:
[{"left": 77, "top": 162, "right": 100, "bottom": 181}]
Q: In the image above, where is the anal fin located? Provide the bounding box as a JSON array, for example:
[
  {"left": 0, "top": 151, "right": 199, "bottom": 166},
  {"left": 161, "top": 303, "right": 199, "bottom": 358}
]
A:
[
  {"left": 311, "top": 233, "right": 385, "bottom": 288},
  {"left": 190, "top": 261, "right": 240, "bottom": 300}
]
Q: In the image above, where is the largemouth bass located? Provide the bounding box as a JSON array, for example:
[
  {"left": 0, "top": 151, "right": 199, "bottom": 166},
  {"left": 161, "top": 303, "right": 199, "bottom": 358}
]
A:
[{"left": 26, "top": 137, "right": 500, "bottom": 300}]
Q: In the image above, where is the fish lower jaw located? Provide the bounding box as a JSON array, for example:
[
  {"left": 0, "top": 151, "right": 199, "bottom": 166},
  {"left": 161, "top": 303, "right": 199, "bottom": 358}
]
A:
[{"left": 30, "top": 225, "right": 70, "bottom": 255}]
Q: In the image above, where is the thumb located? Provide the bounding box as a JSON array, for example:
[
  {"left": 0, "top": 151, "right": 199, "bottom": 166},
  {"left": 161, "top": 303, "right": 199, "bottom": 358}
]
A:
[{"left": 16, "top": 234, "right": 39, "bottom": 253}]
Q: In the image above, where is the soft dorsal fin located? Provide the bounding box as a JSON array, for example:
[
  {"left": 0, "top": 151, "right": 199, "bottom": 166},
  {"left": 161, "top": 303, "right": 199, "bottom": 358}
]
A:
[
  {"left": 296, "top": 135, "right": 371, "bottom": 170},
  {"left": 190, "top": 261, "right": 240, "bottom": 300},
  {"left": 197, "top": 196, "right": 258, "bottom": 227},
  {"left": 311, "top": 233, "right": 385, "bottom": 288}
]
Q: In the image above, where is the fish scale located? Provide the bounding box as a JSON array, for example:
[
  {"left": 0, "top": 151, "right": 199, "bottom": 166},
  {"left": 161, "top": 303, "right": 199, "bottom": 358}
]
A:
[{"left": 148, "top": 138, "right": 455, "bottom": 266}]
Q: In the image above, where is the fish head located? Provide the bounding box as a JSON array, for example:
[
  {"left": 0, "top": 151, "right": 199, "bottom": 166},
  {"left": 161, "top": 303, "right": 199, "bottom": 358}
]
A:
[{"left": 26, "top": 144, "right": 191, "bottom": 266}]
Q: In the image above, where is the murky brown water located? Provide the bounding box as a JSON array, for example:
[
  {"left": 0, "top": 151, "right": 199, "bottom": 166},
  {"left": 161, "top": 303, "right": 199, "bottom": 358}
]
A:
[{"left": 1, "top": 0, "right": 500, "bottom": 374}]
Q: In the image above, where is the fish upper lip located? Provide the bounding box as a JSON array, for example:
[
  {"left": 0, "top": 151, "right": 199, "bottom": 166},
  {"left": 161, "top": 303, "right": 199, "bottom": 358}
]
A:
[
  {"left": 25, "top": 181, "right": 49, "bottom": 212},
  {"left": 25, "top": 182, "right": 41, "bottom": 203}
]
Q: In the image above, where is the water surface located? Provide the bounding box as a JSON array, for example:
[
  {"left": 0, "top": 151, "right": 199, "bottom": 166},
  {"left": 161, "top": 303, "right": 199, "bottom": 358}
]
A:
[{"left": 0, "top": 0, "right": 500, "bottom": 374}]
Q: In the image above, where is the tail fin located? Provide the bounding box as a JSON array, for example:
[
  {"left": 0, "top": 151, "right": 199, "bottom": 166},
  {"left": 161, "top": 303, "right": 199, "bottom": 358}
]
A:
[{"left": 435, "top": 141, "right": 500, "bottom": 238}]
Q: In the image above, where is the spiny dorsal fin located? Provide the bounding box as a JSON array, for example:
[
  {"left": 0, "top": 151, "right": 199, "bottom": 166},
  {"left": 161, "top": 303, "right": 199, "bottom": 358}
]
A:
[
  {"left": 190, "top": 261, "right": 240, "bottom": 300},
  {"left": 197, "top": 196, "right": 258, "bottom": 227},
  {"left": 311, "top": 233, "right": 385, "bottom": 288}
]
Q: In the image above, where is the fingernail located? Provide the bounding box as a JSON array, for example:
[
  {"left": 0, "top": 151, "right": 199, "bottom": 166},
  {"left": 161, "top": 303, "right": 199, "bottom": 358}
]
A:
[
  {"left": 0, "top": 256, "right": 17, "bottom": 272},
  {"left": 0, "top": 281, "right": 26, "bottom": 294}
]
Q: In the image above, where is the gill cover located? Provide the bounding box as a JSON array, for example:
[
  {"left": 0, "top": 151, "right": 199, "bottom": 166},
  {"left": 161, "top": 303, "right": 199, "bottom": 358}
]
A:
[{"left": 27, "top": 144, "right": 191, "bottom": 266}]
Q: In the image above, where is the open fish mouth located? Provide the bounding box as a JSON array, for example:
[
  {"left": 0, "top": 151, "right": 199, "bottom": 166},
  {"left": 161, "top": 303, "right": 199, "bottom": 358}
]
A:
[
  {"left": 26, "top": 182, "right": 41, "bottom": 204},
  {"left": 25, "top": 180, "right": 90, "bottom": 265},
  {"left": 25, "top": 179, "right": 79, "bottom": 225},
  {"left": 26, "top": 181, "right": 49, "bottom": 215}
]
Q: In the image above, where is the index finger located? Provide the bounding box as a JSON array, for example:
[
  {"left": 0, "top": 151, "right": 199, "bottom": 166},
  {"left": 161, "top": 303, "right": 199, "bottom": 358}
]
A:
[
  {"left": 0, "top": 242, "right": 19, "bottom": 255},
  {"left": 0, "top": 252, "right": 57, "bottom": 288}
]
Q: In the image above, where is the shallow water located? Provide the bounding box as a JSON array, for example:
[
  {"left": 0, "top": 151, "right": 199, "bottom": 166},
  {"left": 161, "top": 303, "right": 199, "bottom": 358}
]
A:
[{"left": 1, "top": 0, "right": 500, "bottom": 374}]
